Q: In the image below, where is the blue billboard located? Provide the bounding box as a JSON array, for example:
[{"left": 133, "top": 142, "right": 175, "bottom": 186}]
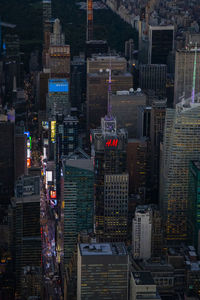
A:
[{"left": 48, "top": 79, "right": 69, "bottom": 93}]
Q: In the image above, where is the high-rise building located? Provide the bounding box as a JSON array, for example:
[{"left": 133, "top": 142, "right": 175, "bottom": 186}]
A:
[
  {"left": 150, "top": 99, "right": 166, "bottom": 200},
  {"left": 104, "top": 174, "right": 129, "bottom": 241},
  {"left": 47, "top": 79, "right": 70, "bottom": 118},
  {"left": 111, "top": 90, "right": 147, "bottom": 138},
  {"left": 42, "top": 0, "right": 52, "bottom": 58},
  {"left": 15, "top": 126, "right": 27, "bottom": 180},
  {"left": 151, "top": 206, "right": 163, "bottom": 258},
  {"left": 137, "top": 105, "right": 151, "bottom": 138},
  {"left": 174, "top": 49, "right": 200, "bottom": 105},
  {"left": 91, "top": 115, "right": 128, "bottom": 241},
  {"left": 160, "top": 99, "right": 200, "bottom": 242},
  {"left": 87, "top": 55, "right": 127, "bottom": 73},
  {"left": 87, "top": 71, "right": 133, "bottom": 129},
  {"left": 56, "top": 115, "right": 79, "bottom": 158},
  {"left": 70, "top": 55, "right": 86, "bottom": 110},
  {"left": 148, "top": 25, "right": 174, "bottom": 64},
  {"left": 62, "top": 151, "right": 94, "bottom": 268},
  {"left": 77, "top": 242, "right": 129, "bottom": 300},
  {"left": 87, "top": 0, "right": 93, "bottom": 41},
  {"left": 4, "top": 34, "right": 24, "bottom": 103},
  {"left": 46, "top": 45, "right": 71, "bottom": 74},
  {"left": 85, "top": 40, "right": 108, "bottom": 58},
  {"left": 87, "top": 54, "right": 133, "bottom": 129},
  {"left": 188, "top": 161, "right": 200, "bottom": 255},
  {"left": 50, "top": 18, "right": 65, "bottom": 46},
  {"left": 43, "top": 0, "right": 52, "bottom": 29},
  {"left": 13, "top": 175, "right": 41, "bottom": 299},
  {"left": 0, "top": 119, "right": 15, "bottom": 209},
  {"left": 132, "top": 205, "right": 152, "bottom": 260},
  {"left": 125, "top": 38, "right": 134, "bottom": 61},
  {"left": 126, "top": 138, "right": 151, "bottom": 200},
  {"left": 130, "top": 272, "right": 161, "bottom": 300},
  {"left": 139, "top": 64, "right": 167, "bottom": 96}
]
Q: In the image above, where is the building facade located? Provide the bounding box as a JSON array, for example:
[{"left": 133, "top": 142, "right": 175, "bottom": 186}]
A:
[
  {"left": 77, "top": 243, "right": 129, "bottom": 300},
  {"left": 62, "top": 152, "right": 94, "bottom": 268},
  {"left": 160, "top": 100, "right": 200, "bottom": 242},
  {"left": 188, "top": 161, "right": 200, "bottom": 255},
  {"left": 132, "top": 206, "right": 152, "bottom": 260},
  {"left": 91, "top": 116, "right": 128, "bottom": 241}
]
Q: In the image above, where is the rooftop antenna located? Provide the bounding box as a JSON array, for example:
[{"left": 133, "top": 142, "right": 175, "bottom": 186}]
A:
[
  {"left": 191, "top": 42, "right": 197, "bottom": 103},
  {"left": 106, "top": 54, "right": 112, "bottom": 117}
]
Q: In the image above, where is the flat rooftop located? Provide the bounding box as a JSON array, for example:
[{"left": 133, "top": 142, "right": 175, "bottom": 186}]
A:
[
  {"left": 79, "top": 243, "right": 127, "bottom": 256},
  {"left": 132, "top": 272, "right": 155, "bottom": 285}
]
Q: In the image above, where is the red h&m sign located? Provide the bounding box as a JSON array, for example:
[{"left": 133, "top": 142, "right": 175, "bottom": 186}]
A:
[{"left": 105, "top": 139, "right": 118, "bottom": 147}]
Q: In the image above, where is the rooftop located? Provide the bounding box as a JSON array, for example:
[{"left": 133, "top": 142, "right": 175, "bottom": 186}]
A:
[
  {"left": 79, "top": 243, "right": 127, "bottom": 256},
  {"left": 132, "top": 272, "right": 155, "bottom": 286}
]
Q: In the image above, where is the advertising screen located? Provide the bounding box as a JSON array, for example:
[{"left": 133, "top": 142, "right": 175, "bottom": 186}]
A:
[
  {"left": 48, "top": 79, "right": 69, "bottom": 93},
  {"left": 50, "top": 191, "right": 56, "bottom": 199},
  {"left": 46, "top": 171, "right": 53, "bottom": 183},
  {"left": 51, "top": 121, "right": 56, "bottom": 143},
  {"left": 42, "top": 121, "right": 49, "bottom": 130},
  {"left": 27, "top": 158, "right": 31, "bottom": 168}
]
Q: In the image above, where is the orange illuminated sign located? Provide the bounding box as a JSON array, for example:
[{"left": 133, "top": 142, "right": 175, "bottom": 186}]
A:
[
  {"left": 50, "top": 191, "right": 56, "bottom": 199},
  {"left": 27, "top": 158, "right": 31, "bottom": 168}
]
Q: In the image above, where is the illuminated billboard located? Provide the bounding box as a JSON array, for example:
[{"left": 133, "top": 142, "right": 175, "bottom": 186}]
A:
[
  {"left": 48, "top": 79, "right": 69, "bottom": 93},
  {"left": 24, "top": 131, "right": 30, "bottom": 138},
  {"left": 50, "top": 191, "right": 56, "bottom": 199},
  {"left": 42, "top": 121, "right": 49, "bottom": 130},
  {"left": 105, "top": 139, "right": 118, "bottom": 147},
  {"left": 46, "top": 171, "right": 53, "bottom": 183},
  {"left": 51, "top": 121, "right": 56, "bottom": 143},
  {"left": 27, "top": 158, "right": 31, "bottom": 168}
]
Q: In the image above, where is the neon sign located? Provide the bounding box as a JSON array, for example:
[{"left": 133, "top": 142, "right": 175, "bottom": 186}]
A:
[
  {"left": 27, "top": 158, "right": 31, "bottom": 168},
  {"left": 50, "top": 191, "right": 57, "bottom": 199},
  {"left": 24, "top": 131, "right": 30, "bottom": 138},
  {"left": 105, "top": 139, "right": 118, "bottom": 147},
  {"left": 51, "top": 121, "right": 56, "bottom": 143}
]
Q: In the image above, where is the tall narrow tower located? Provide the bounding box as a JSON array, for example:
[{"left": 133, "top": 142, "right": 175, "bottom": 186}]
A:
[
  {"left": 87, "top": 0, "right": 93, "bottom": 41},
  {"left": 43, "top": 0, "right": 52, "bottom": 31}
]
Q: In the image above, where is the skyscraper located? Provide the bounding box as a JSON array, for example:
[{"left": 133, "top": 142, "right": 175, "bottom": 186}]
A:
[
  {"left": 130, "top": 272, "right": 161, "bottom": 300},
  {"left": 0, "top": 119, "right": 15, "bottom": 209},
  {"left": 91, "top": 115, "right": 128, "bottom": 241},
  {"left": 56, "top": 115, "right": 79, "bottom": 158},
  {"left": 62, "top": 151, "right": 94, "bottom": 268},
  {"left": 126, "top": 138, "right": 151, "bottom": 201},
  {"left": 139, "top": 64, "right": 167, "bottom": 97},
  {"left": 50, "top": 18, "right": 65, "bottom": 46},
  {"left": 160, "top": 99, "right": 200, "bottom": 242},
  {"left": 77, "top": 242, "right": 129, "bottom": 300},
  {"left": 111, "top": 90, "right": 147, "bottom": 139},
  {"left": 148, "top": 25, "right": 174, "bottom": 64},
  {"left": 87, "top": 71, "right": 133, "bottom": 129},
  {"left": 47, "top": 79, "right": 70, "bottom": 118},
  {"left": 13, "top": 175, "right": 41, "bottom": 299},
  {"left": 42, "top": 0, "right": 52, "bottom": 59},
  {"left": 188, "top": 161, "right": 200, "bottom": 255},
  {"left": 150, "top": 99, "right": 166, "bottom": 200},
  {"left": 174, "top": 49, "right": 200, "bottom": 105},
  {"left": 132, "top": 205, "right": 152, "bottom": 260}
]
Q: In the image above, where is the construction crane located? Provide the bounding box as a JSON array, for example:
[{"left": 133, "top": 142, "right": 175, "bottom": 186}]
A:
[{"left": 0, "top": 18, "right": 16, "bottom": 56}]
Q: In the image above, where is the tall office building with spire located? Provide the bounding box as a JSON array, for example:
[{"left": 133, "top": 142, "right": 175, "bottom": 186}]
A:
[
  {"left": 174, "top": 48, "right": 200, "bottom": 105},
  {"left": 160, "top": 97, "right": 200, "bottom": 242},
  {"left": 91, "top": 66, "right": 128, "bottom": 242}
]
